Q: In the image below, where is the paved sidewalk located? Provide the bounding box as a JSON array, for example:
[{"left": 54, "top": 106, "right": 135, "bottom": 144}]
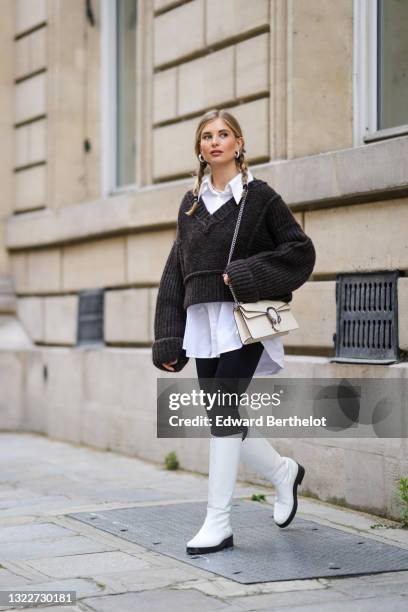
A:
[{"left": 0, "top": 432, "right": 408, "bottom": 611}]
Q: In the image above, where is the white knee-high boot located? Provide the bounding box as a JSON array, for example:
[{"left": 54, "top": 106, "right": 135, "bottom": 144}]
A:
[
  {"left": 240, "top": 433, "right": 305, "bottom": 528},
  {"left": 186, "top": 435, "right": 242, "bottom": 554}
]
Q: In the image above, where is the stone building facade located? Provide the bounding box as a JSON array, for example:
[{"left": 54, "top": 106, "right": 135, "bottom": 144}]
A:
[{"left": 0, "top": 0, "right": 407, "bottom": 519}]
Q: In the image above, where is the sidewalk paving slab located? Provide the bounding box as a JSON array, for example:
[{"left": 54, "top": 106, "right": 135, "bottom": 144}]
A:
[{"left": 0, "top": 432, "right": 407, "bottom": 612}]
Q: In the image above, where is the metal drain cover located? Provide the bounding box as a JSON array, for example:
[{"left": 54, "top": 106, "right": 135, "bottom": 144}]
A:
[{"left": 67, "top": 500, "right": 408, "bottom": 584}]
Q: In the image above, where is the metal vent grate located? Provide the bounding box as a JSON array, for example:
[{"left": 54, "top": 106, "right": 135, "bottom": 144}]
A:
[
  {"left": 77, "top": 289, "right": 104, "bottom": 345},
  {"left": 333, "top": 271, "right": 399, "bottom": 364}
]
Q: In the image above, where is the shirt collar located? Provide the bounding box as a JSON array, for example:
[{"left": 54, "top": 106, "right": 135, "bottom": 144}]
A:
[{"left": 199, "top": 168, "right": 254, "bottom": 204}]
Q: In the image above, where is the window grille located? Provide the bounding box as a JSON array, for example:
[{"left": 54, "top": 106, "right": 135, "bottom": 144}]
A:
[
  {"left": 333, "top": 271, "right": 399, "bottom": 364},
  {"left": 77, "top": 289, "right": 104, "bottom": 345}
]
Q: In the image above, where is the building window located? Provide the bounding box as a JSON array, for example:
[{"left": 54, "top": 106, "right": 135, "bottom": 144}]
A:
[
  {"left": 354, "top": 0, "right": 408, "bottom": 144},
  {"left": 77, "top": 289, "right": 105, "bottom": 346},
  {"left": 333, "top": 271, "right": 400, "bottom": 365},
  {"left": 377, "top": 0, "right": 408, "bottom": 131},
  {"left": 102, "top": 0, "right": 137, "bottom": 194}
]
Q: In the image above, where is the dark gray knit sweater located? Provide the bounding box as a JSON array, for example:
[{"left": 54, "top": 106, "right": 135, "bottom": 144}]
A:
[{"left": 152, "top": 178, "right": 316, "bottom": 372}]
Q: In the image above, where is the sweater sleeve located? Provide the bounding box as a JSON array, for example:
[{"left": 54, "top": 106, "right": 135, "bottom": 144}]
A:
[
  {"left": 152, "top": 238, "right": 189, "bottom": 372},
  {"left": 225, "top": 192, "right": 316, "bottom": 303}
]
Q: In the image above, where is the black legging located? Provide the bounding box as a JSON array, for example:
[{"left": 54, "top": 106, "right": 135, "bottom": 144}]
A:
[{"left": 195, "top": 342, "right": 264, "bottom": 440}]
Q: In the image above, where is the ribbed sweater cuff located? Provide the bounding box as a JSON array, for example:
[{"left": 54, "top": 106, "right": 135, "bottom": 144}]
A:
[
  {"left": 152, "top": 337, "right": 189, "bottom": 372},
  {"left": 225, "top": 259, "right": 259, "bottom": 303}
]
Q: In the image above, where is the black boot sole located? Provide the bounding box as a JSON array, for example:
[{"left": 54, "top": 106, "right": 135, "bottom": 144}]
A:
[
  {"left": 275, "top": 463, "right": 305, "bottom": 529},
  {"left": 186, "top": 534, "right": 233, "bottom": 555}
]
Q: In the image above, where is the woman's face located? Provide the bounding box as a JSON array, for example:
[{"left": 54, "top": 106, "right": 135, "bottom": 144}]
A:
[{"left": 199, "top": 118, "right": 242, "bottom": 166}]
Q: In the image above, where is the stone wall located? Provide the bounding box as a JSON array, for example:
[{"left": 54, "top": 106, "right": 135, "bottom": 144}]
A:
[{"left": 0, "top": 0, "right": 407, "bottom": 520}]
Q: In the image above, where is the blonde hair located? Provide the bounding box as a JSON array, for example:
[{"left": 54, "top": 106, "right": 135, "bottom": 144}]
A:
[{"left": 185, "top": 109, "right": 249, "bottom": 216}]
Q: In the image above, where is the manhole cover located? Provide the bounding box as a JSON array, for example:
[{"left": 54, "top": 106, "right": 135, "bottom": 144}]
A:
[{"left": 67, "top": 500, "right": 408, "bottom": 584}]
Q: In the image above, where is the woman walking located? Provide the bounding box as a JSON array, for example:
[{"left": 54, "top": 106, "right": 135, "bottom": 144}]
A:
[{"left": 152, "top": 109, "right": 316, "bottom": 555}]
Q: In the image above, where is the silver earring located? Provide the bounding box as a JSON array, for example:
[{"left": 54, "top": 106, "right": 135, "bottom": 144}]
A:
[
  {"left": 235, "top": 150, "right": 241, "bottom": 159},
  {"left": 198, "top": 153, "right": 206, "bottom": 163}
]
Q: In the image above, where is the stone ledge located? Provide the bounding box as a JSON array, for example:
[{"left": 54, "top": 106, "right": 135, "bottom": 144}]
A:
[
  {"left": 5, "top": 135, "right": 408, "bottom": 250},
  {"left": 0, "top": 275, "right": 17, "bottom": 314}
]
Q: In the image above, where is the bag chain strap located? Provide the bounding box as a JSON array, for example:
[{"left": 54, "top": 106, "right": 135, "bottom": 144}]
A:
[
  {"left": 224, "top": 184, "right": 249, "bottom": 307},
  {"left": 224, "top": 184, "right": 289, "bottom": 331}
]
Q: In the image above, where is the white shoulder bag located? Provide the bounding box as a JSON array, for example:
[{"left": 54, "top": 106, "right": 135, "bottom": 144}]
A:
[{"left": 225, "top": 184, "right": 299, "bottom": 344}]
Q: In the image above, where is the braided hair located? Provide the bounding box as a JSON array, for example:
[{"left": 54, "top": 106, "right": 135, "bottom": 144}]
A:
[{"left": 185, "top": 109, "right": 249, "bottom": 216}]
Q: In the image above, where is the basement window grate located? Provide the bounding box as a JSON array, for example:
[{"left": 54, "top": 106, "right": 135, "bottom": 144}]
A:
[
  {"left": 332, "top": 271, "right": 400, "bottom": 364},
  {"left": 77, "top": 289, "right": 104, "bottom": 345}
]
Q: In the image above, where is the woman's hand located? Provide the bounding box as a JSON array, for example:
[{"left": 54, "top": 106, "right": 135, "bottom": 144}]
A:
[
  {"left": 162, "top": 359, "right": 178, "bottom": 372},
  {"left": 222, "top": 273, "right": 230, "bottom": 286}
]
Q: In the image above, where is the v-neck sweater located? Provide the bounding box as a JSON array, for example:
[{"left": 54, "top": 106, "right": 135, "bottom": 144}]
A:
[
  {"left": 181, "top": 169, "right": 284, "bottom": 376},
  {"left": 152, "top": 177, "right": 316, "bottom": 372}
]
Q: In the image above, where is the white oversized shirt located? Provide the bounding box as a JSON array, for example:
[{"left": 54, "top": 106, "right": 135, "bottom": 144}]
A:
[{"left": 182, "top": 169, "right": 284, "bottom": 376}]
